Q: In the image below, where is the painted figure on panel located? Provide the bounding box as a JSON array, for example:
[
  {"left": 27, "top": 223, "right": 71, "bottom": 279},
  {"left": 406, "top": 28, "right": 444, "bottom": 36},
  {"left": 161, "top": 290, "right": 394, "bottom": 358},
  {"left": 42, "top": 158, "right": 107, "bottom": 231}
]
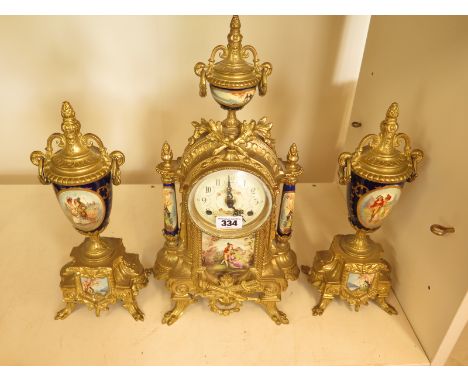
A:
[
  {"left": 163, "top": 187, "right": 177, "bottom": 232},
  {"left": 202, "top": 234, "right": 254, "bottom": 273},
  {"left": 368, "top": 194, "right": 392, "bottom": 223},
  {"left": 347, "top": 273, "right": 375, "bottom": 292},
  {"left": 279, "top": 192, "right": 295, "bottom": 235},
  {"left": 357, "top": 187, "right": 401, "bottom": 229},
  {"left": 65, "top": 196, "right": 98, "bottom": 223},
  {"left": 58, "top": 189, "right": 105, "bottom": 232}
]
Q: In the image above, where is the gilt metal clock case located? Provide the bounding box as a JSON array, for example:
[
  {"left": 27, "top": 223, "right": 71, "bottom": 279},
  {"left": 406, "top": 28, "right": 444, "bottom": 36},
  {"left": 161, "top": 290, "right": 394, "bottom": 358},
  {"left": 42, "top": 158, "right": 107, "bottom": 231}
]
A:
[{"left": 153, "top": 16, "right": 302, "bottom": 325}]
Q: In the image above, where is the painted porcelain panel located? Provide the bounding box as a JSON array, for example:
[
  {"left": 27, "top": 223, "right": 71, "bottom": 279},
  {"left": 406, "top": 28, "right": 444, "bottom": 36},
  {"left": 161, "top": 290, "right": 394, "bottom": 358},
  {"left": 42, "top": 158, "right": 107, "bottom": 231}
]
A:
[
  {"left": 347, "top": 273, "right": 375, "bottom": 293},
  {"left": 210, "top": 85, "right": 256, "bottom": 108},
  {"left": 357, "top": 186, "right": 402, "bottom": 229},
  {"left": 201, "top": 233, "right": 255, "bottom": 274},
  {"left": 163, "top": 184, "right": 178, "bottom": 235},
  {"left": 80, "top": 276, "right": 109, "bottom": 297},
  {"left": 53, "top": 173, "right": 113, "bottom": 234},
  {"left": 347, "top": 172, "right": 404, "bottom": 232},
  {"left": 278, "top": 190, "right": 295, "bottom": 236},
  {"left": 57, "top": 188, "right": 106, "bottom": 232}
]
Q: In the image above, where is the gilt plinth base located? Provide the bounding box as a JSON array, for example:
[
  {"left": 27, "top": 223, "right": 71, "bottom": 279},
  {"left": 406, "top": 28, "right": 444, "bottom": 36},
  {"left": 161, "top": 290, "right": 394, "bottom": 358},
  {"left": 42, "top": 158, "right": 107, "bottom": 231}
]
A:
[
  {"left": 55, "top": 237, "right": 148, "bottom": 321},
  {"left": 301, "top": 234, "right": 397, "bottom": 316},
  {"left": 154, "top": 237, "right": 299, "bottom": 326}
]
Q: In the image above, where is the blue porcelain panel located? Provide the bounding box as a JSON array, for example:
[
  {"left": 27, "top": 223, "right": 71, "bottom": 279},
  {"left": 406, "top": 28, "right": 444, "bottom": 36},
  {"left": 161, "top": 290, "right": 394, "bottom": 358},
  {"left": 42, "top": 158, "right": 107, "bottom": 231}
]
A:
[
  {"left": 347, "top": 172, "right": 404, "bottom": 232},
  {"left": 277, "top": 183, "right": 296, "bottom": 237},
  {"left": 53, "top": 172, "right": 112, "bottom": 234}
]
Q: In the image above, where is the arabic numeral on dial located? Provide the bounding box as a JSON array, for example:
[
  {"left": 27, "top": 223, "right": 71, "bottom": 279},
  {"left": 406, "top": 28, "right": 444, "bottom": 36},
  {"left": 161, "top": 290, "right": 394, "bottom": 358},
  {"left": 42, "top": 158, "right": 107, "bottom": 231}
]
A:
[
  {"left": 205, "top": 186, "right": 212, "bottom": 193},
  {"left": 216, "top": 179, "right": 221, "bottom": 186},
  {"left": 201, "top": 197, "right": 207, "bottom": 203}
]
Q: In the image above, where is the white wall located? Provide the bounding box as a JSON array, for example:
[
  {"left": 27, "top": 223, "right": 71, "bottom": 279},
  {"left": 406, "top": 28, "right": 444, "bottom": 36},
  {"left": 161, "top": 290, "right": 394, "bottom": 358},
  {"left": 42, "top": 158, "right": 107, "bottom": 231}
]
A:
[{"left": 0, "top": 16, "right": 369, "bottom": 184}]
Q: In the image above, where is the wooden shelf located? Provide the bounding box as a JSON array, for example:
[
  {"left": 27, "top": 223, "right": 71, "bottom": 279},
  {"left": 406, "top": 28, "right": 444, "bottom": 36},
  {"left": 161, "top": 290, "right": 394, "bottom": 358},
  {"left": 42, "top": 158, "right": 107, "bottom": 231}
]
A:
[{"left": 0, "top": 184, "right": 429, "bottom": 365}]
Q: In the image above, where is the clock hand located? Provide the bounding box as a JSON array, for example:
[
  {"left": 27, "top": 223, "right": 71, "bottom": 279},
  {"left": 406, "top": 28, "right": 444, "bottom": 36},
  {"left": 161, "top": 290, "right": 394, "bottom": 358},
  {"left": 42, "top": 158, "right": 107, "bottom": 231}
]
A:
[
  {"left": 224, "top": 176, "right": 246, "bottom": 221},
  {"left": 225, "top": 175, "right": 235, "bottom": 209}
]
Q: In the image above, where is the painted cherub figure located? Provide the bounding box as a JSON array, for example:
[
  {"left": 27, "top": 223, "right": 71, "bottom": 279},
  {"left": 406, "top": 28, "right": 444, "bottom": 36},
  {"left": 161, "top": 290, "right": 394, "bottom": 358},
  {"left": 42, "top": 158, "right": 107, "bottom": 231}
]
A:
[
  {"left": 221, "top": 242, "right": 234, "bottom": 267},
  {"left": 368, "top": 194, "right": 392, "bottom": 223},
  {"left": 65, "top": 197, "right": 89, "bottom": 222}
]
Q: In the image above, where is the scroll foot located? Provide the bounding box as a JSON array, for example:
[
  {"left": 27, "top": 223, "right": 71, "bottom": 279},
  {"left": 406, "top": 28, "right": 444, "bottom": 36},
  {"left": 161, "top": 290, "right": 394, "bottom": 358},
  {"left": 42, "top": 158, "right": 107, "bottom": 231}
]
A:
[
  {"left": 259, "top": 300, "right": 289, "bottom": 325},
  {"left": 122, "top": 295, "right": 145, "bottom": 321},
  {"left": 312, "top": 295, "right": 333, "bottom": 316},
  {"left": 55, "top": 302, "right": 76, "bottom": 320},
  {"left": 162, "top": 298, "right": 193, "bottom": 325},
  {"left": 376, "top": 297, "right": 398, "bottom": 315}
]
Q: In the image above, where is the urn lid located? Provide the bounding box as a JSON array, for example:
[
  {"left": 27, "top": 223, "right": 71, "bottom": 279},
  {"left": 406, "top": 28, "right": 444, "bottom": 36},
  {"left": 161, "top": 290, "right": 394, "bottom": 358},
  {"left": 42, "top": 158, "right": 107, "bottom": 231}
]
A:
[
  {"left": 195, "top": 16, "right": 272, "bottom": 94},
  {"left": 31, "top": 101, "right": 114, "bottom": 186},
  {"left": 349, "top": 102, "right": 423, "bottom": 183}
]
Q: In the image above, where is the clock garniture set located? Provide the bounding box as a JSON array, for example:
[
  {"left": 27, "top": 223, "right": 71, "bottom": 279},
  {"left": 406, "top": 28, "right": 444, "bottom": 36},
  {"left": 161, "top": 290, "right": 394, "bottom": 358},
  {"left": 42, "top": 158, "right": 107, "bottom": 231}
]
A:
[{"left": 30, "top": 16, "right": 423, "bottom": 324}]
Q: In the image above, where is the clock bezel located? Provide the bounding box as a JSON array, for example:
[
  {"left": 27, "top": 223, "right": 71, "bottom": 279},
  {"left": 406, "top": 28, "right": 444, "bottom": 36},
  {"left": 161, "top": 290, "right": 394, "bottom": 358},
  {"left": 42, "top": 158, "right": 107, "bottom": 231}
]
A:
[{"left": 186, "top": 166, "right": 273, "bottom": 238}]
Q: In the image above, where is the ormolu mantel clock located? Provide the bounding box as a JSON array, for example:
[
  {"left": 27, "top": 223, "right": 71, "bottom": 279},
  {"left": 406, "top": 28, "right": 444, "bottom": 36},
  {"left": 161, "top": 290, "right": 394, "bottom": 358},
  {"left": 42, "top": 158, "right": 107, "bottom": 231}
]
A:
[{"left": 153, "top": 16, "right": 302, "bottom": 325}]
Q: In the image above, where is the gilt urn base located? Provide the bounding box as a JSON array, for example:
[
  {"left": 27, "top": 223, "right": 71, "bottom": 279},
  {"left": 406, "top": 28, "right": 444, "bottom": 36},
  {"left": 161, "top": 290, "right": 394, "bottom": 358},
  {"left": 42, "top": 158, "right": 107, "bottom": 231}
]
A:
[
  {"left": 55, "top": 237, "right": 149, "bottom": 321},
  {"left": 301, "top": 234, "right": 397, "bottom": 316}
]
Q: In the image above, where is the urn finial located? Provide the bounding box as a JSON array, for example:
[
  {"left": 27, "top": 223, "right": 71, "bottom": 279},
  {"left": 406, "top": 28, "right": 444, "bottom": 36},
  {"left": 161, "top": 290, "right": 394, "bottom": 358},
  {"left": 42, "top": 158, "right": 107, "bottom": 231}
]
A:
[
  {"left": 287, "top": 143, "right": 299, "bottom": 164},
  {"left": 161, "top": 141, "right": 173, "bottom": 163},
  {"left": 60, "top": 101, "right": 87, "bottom": 156},
  {"left": 285, "top": 143, "right": 303, "bottom": 183},
  {"left": 226, "top": 16, "right": 243, "bottom": 59},
  {"left": 61, "top": 101, "right": 81, "bottom": 135},
  {"left": 377, "top": 101, "right": 400, "bottom": 154},
  {"left": 381, "top": 102, "right": 399, "bottom": 135}
]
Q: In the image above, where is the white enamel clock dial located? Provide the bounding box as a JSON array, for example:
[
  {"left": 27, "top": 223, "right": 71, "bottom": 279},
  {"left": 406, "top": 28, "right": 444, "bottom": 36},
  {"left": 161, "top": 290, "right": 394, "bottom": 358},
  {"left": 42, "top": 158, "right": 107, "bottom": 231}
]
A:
[{"left": 188, "top": 169, "right": 272, "bottom": 235}]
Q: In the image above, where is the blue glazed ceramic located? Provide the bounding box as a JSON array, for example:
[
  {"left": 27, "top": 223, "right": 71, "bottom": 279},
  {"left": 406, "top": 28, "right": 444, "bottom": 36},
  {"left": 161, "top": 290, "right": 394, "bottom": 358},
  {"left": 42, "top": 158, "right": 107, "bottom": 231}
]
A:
[
  {"left": 53, "top": 172, "right": 113, "bottom": 235},
  {"left": 277, "top": 183, "right": 296, "bottom": 237},
  {"left": 347, "top": 171, "right": 404, "bottom": 232}
]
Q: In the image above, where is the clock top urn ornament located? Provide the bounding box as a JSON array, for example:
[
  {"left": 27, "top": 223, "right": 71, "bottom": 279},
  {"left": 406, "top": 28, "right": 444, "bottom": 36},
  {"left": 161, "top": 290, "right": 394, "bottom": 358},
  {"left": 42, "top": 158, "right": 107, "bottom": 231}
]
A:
[{"left": 153, "top": 16, "right": 302, "bottom": 325}]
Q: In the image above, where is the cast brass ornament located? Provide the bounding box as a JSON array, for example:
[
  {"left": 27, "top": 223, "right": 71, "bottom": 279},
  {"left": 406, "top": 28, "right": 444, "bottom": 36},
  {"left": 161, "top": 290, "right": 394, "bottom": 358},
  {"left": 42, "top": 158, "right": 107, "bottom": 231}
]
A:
[
  {"left": 154, "top": 16, "right": 302, "bottom": 325},
  {"left": 31, "top": 101, "right": 148, "bottom": 320},
  {"left": 302, "top": 102, "right": 423, "bottom": 315}
]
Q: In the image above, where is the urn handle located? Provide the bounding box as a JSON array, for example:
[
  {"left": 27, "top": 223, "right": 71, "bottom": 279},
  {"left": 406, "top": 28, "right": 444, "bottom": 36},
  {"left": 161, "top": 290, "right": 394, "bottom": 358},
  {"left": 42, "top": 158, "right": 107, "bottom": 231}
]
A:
[
  {"left": 30, "top": 151, "right": 50, "bottom": 185},
  {"left": 110, "top": 150, "right": 125, "bottom": 186},
  {"left": 258, "top": 62, "right": 272, "bottom": 96},
  {"left": 194, "top": 62, "right": 208, "bottom": 97},
  {"left": 338, "top": 152, "right": 353, "bottom": 185},
  {"left": 430, "top": 224, "right": 455, "bottom": 236},
  {"left": 408, "top": 149, "right": 424, "bottom": 182}
]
